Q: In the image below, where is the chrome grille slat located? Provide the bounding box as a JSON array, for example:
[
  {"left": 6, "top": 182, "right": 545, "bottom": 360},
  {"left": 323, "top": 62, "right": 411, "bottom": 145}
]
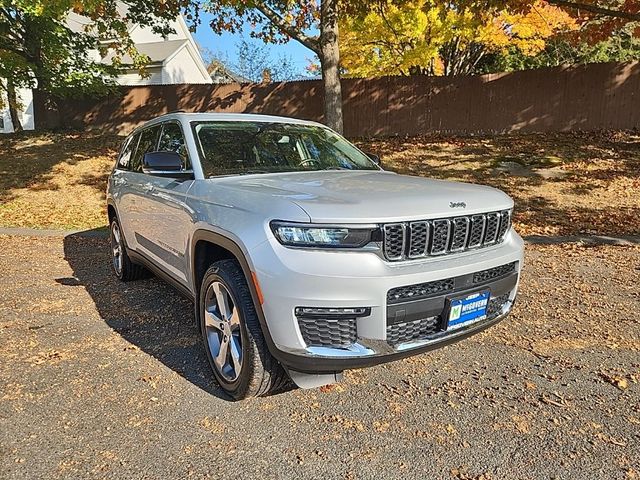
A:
[
  {"left": 381, "top": 209, "right": 512, "bottom": 262},
  {"left": 430, "top": 219, "right": 451, "bottom": 255},
  {"left": 408, "top": 221, "right": 430, "bottom": 258},
  {"left": 483, "top": 212, "right": 501, "bottom": 245},
  {"left": 383, "top": 223, "right": 406, "bottom": 261},
  {"left": 450, "top": 217, "right": 470, "bottom": 251},
  {"left": 497, "top": 210, "right": 511, "bottom": 239},
  {"left": 467, "top": 214, "right": 486, "bottom": 248}
]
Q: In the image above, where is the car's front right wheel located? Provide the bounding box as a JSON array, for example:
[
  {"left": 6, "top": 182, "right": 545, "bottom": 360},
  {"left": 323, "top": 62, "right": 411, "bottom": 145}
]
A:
[{"left": 198, "top": 259, "right": 288, "bottom": 400}]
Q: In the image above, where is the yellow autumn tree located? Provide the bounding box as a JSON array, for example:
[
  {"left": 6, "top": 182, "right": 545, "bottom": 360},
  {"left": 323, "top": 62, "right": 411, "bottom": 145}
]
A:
[{"left": 340, "top": 0, "right": 577, "bottom": 77}]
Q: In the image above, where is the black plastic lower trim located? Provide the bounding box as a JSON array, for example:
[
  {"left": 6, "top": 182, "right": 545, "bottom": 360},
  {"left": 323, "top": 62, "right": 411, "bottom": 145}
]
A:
[
  {"left": 274, "top": 312, "right": 509, "bottom": 374},
  {"left": 387, "top": 271, "right": 518, "bottom": 326},
  {"left": 128, "top": 248, "right": 194, "bottom": 300}
]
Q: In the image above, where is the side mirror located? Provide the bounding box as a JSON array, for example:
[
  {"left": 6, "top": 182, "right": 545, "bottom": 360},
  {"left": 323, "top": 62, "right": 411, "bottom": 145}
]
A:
[
  {"left": 142, "top": 151, "right": 183, "bottom": 176},
  {"left": 365, "top": 152, "right": 380, "bottom": 165}
]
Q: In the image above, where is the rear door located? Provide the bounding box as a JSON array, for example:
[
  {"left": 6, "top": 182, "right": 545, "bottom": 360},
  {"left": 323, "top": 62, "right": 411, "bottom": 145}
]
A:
[
  {"left": 111, "top": 132, "right": 141, "bottom": 245},
  {"left": 120, "top": 124, "right": 162, "bottom": 251},
  {"left": 133, "top": 121, "right": 195, "bottom": 285}
]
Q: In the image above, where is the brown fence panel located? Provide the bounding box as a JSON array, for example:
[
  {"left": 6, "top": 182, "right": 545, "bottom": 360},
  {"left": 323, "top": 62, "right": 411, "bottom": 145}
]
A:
[
  {"left": 34, "top": 61, "right": 640, "bottom": 136},
  {"left": 342, "top": 77, "right": 390, "bottom": 137}
]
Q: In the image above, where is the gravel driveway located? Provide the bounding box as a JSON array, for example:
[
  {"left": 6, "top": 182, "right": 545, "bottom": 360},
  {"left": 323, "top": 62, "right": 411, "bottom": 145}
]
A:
[{"left": 1, "top": 234, "right": 638, "bottom": 479}]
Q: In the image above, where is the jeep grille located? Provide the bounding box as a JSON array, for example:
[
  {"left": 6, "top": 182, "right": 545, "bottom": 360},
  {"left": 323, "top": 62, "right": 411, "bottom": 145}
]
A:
[{"left": 382, "top": 210, "right": 511, "bottom": 261}]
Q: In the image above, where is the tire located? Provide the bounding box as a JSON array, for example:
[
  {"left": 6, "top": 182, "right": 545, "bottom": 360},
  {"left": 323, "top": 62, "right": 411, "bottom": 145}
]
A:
[
  {"left": 199, "top": 259, "right": 288, "bottom": 400},
  {"left": 109, "top": 218, "right": 147, "bottom": 281}
]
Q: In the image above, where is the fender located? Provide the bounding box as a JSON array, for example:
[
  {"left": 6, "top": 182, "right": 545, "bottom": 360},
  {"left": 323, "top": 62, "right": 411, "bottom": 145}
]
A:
[{"left": 189, "top": 228, "right": 290, "bottom": 367}]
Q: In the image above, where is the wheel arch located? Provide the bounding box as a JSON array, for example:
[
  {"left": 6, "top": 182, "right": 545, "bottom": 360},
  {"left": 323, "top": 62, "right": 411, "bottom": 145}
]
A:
[
  {"left": 190, "top": 229, "right": 283, "bottom": 363},
  {"left": 106, "top": 196, "right": 120, "bottom": 223},
  {"left": 107, "top": 203, "right": 117, "bottom": 224}
]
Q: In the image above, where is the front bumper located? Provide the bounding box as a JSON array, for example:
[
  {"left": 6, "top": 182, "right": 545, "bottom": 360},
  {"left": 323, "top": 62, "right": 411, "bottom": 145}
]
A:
[{"left": 250, "top": 230, "right": 524, "bottom": 373}]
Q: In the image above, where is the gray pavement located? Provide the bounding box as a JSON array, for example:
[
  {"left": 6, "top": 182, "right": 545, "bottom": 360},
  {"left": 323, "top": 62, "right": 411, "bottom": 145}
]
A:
[{"left": 0, "top": 234, "right": 638, "bottom": 479}]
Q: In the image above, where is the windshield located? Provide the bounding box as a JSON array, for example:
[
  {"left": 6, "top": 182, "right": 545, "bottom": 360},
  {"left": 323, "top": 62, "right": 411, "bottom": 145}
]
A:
[{"left": 192, "top": 121, "right": 378, "bottom": 177}]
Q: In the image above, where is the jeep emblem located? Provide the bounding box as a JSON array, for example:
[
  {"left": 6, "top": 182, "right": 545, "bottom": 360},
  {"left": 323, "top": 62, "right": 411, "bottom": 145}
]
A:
[{"left": 450, "top": 201, "right": 466, "bottom": 208}]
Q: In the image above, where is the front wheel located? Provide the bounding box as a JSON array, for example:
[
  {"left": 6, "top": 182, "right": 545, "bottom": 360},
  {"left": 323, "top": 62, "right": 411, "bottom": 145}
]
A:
[{"left": 199, "top": 259, "right": 288, "bottom": 400}]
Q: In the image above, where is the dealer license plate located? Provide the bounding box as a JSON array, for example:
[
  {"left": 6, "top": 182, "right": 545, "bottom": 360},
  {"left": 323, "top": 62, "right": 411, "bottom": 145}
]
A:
[{"left": 447, "top": 290, "right": 490, "bottom": 330}]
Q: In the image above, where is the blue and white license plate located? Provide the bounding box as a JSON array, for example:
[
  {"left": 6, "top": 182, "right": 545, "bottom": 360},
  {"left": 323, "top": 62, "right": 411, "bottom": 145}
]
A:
[{"left": 447, "top": 290, "right": 490, "bottom": 330}]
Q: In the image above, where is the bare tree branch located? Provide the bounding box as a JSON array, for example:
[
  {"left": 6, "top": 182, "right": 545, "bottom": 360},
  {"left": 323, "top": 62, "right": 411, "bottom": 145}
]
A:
[{"left": 253, "top": 3, "right": 320, "bottom": 53}]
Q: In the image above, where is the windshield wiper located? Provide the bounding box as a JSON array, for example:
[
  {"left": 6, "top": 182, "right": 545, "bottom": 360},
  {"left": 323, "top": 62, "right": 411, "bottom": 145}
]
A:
[{"left": 209, "top": 170, "right": 272, "bottom": 178}]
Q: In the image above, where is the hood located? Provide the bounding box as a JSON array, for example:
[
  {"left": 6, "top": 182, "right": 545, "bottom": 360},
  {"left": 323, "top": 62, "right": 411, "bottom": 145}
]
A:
[{"left": 214, "top": 171, "right": 513, "bottom": 223}]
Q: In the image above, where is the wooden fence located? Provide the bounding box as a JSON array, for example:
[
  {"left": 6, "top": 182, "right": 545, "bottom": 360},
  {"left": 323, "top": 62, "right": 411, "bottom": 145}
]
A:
[{"left": 34, "top": 61, "right": 640, "bottom": 137}]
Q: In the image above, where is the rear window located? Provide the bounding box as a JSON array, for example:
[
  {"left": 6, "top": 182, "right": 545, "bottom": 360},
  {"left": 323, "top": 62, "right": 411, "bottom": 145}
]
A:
[
  {"left": 130, "top": 126, "right": 161, "bottom": 172},
  {"left": 117, "top": 134, "right": 139, "bottom": 170}
]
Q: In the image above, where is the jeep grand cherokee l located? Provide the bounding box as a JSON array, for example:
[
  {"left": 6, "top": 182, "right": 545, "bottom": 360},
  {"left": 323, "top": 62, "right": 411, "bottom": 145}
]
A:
[{"left": 106, "top": 112, "right": 524, "bottom": 400}]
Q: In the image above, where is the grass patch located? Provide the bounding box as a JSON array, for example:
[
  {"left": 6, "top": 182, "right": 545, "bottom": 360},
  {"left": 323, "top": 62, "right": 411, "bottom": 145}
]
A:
[
  {"left": 0, "top": 132, "right": 121, "bottom": 230},
  {"left": 1, "top": 130, "right": 638, "bottom": 236},
  {"left": 357, "top": 131, "right": 640, "bottom": 236}
]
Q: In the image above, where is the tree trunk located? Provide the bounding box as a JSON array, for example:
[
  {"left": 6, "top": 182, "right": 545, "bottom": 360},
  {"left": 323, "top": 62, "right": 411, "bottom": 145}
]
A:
[
  {"left": 319, "top": 0, "right": 344, "bottom": 133},
  {"left": 6, "top": 80, "right": 23, "bottom": 133}
]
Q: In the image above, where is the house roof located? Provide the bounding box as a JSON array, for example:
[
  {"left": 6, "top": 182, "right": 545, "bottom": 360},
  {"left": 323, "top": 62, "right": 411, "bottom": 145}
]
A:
[
  {"left": 102, "top": 40, "right": 188, "bottom": 66},
  {"left": 66, "top": 3, "right": 130, "bottom": 34},
  {"left": 65, "top": 8, "right": 212, "bottom": 84},
  {"left": 208, "top": 60, "right": 251, "bottom": 84}
]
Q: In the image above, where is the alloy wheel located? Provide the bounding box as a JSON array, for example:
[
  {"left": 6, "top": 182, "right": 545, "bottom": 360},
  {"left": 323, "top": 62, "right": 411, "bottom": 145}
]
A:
[
  {"left": 110, "top": 221, "right": 123, "bottom": 276},
  {"left": 204, "top": 281, "right": 243, "bottom": 382}
]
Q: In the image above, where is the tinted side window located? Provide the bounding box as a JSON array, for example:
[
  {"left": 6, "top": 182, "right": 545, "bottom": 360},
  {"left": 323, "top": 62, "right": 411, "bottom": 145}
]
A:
[
  {"left": 117, "top": 133, "right": 139, "bottom": 170},
  {"left": 158, "top": 122, "right": 190, "bottom": 170},
  {"left": 131, "top": 126, "right": 161, "bottom": 172}
]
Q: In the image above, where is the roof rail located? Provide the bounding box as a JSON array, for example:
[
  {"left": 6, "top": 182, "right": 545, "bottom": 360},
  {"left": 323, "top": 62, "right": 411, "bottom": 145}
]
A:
[{"left": 155, "top": 110, "right": 187, "bottom": 118}]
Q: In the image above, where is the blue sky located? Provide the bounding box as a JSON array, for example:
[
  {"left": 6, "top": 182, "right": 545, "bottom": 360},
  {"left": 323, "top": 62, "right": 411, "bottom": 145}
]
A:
[{"left": 191, "top": 11, "right": 316, "bottom": 77}]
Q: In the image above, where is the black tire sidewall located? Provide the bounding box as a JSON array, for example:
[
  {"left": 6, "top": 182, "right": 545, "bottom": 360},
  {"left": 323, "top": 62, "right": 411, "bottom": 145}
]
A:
[
  {"left": 199, "top": 265, "right": 253, "bottom": 397},
  {"left": 109, "top": 219, "right": 125, "bottom": 280}
]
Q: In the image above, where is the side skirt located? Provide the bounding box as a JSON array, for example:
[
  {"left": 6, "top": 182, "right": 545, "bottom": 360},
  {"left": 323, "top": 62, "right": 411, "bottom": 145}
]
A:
[{"left": 128, "top": 248, "right": 195, "bottom": 302}]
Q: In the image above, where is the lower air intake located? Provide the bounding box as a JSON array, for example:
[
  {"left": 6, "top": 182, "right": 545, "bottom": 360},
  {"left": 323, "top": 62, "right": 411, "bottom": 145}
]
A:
[
  {"left": 297, "top": 317, "right": 357, "bottom": 348},
  {"left": 386, "top": 316, "right": 440, "bottom": 345}
]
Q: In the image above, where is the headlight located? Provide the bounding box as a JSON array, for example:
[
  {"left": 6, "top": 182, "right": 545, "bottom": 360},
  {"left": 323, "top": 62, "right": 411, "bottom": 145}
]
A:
[{"left": 270, "top": 221, "right": 376, "bottom": 248}]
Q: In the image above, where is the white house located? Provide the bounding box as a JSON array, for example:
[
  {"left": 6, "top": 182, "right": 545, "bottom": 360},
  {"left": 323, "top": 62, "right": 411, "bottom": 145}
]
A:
[
  {"left": 67, "top": 12, "right": 212, "bottom": 86},
  {"left": 1, "top": 12, "right": 211, "bottom": 133}
]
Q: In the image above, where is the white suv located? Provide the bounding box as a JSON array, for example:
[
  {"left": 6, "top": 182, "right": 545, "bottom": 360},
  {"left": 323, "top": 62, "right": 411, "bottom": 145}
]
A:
[{"left": 106, "top": 112, "right": 524, "bottom": 400}]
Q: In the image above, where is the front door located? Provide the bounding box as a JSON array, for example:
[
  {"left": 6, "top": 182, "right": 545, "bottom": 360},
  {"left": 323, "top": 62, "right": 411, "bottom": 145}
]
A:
[{"left": 133, "top": 121, "right": 195, "bottom": 286}]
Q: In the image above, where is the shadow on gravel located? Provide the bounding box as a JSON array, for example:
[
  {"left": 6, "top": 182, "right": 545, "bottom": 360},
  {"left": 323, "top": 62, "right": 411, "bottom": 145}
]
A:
[{"left": 62, "top": 229, "right": 231, "bottom": 400}]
